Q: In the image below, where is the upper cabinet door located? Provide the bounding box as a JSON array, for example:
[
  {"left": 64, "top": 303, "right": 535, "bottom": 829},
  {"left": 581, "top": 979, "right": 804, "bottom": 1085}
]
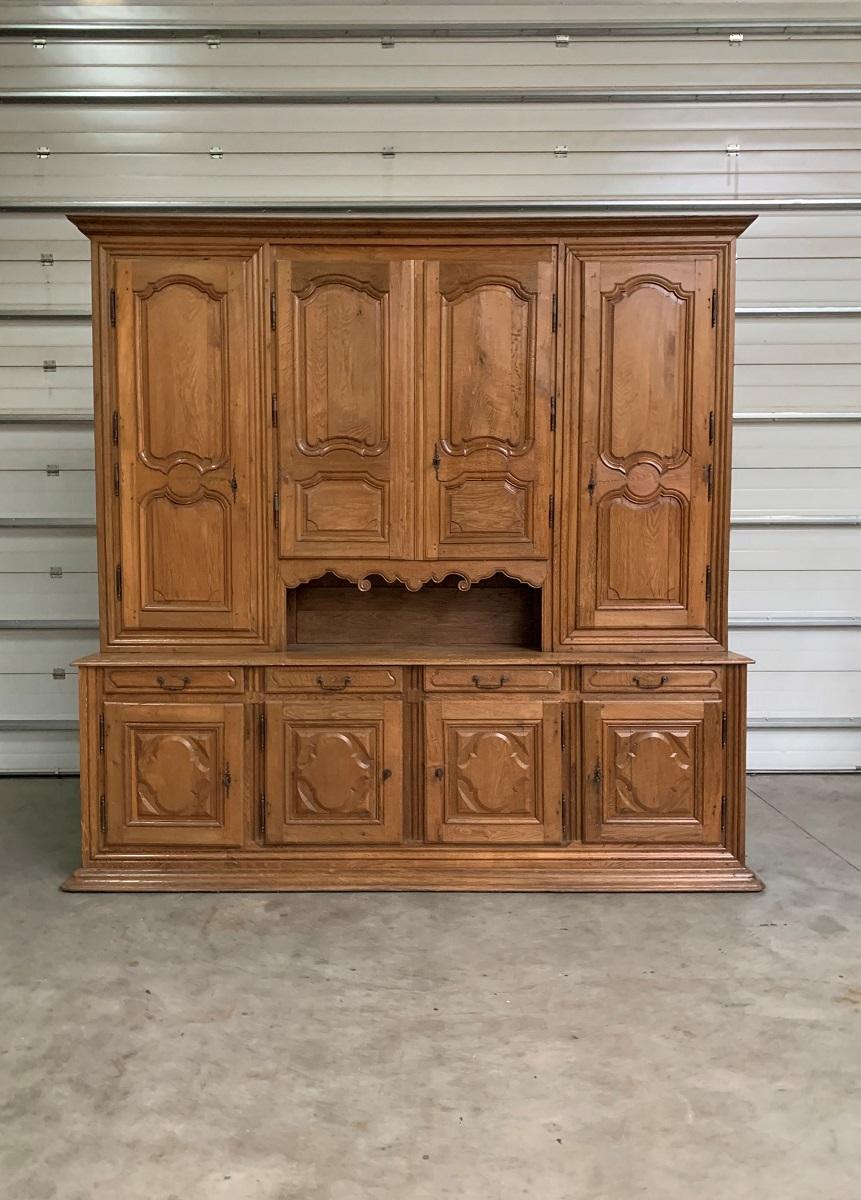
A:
[
  {"left": 423, "top": 247, "right": 556, "bottom": 560},
  {"left": 566, "top": 252, "right": 718, "bottom": 638},
  {"left": 112, "top": 251, "right": 265, "bottom": 642},
  {"left": 275, "top": 249, "right": 415, "bottom": 559}
]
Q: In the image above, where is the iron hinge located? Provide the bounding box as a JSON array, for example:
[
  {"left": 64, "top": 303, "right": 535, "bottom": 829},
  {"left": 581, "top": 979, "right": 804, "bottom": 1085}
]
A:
[
  {"left": 270, "top": 290, "right": 277, "bottom": 331},
  {"left": 115, "top": 563, "right": 122, "bottom": 601},
  {"left": 711, "top": 287, "right": 718, "bottom": 328},
  {"left": 273, "top": 491, "right": 280, "bottom": 529},
  {"left": 720, "top": 794, "right": 727, "bottom": 832},
  {"left": 99, "top": 794, "right": 107, "bottom": 835},
  {"left": 705, "top": 462, "right": 713, "bottom": 501},
  {"left": 550, "top": 394, "right": 557, "bottom": 433},
  {"left": 548, "top": 494, "right": 555, "bottom": 527},
  {"left": 258, "top": 710, "right": 266, "bottom": 751},
  {"left": 111, "top": 410, "right": 119, "bottom": 445},
  {"left": 259, "top": 792, "right": 267, "bottom": 837},
  {"left": 708, "top": 409, "right": 715, "bottom": 445},
  {"left": 705, "top": 565, "right": 712, "bottom": 602},
  {"left": 722, "top": 711, "right": 728, "bottom": 746},
  {"left": 271, "top": 392, "right": 278, "bottom": 428},
  {"left": 109, "top": 288, "right": 116, "bottom": 327},
  {"left": 112, "top": 462, "right": 120, "bottom": 497},
  {"left": 98, "top": 713, "right": 105, "bottom": 754},
  {"left": 551, "top": 293, "right": 558, "bottom": 332}
]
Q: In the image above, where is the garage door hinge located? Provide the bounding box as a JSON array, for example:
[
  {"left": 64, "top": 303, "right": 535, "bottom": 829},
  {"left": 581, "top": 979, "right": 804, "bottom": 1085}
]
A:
[
  {"left": 98, "top": 714, "right": 105, "bottom": 754},
  {"left": 705, "top": 565, "right": 712, "bottom": 602},
  {"left": 99, "top": 794, "right": 106, "bottom": 834},
  {"left": 549, "top": 394, "right": 557, "bottom": 432},
  {"left": 52, "top": 667, "right": 66, "bottom": 680},
  {"left": 711, "top": 288, "right": 718, "bottom": 328},
  {"left": 722, "top": 711, "right": 728, "bottom": 746},
  {"left": 270, "top": 290, "right": 277, "bottom": 331},
  {"left": 551, "top": 293, "right": 558, "bottom": 332},
  {"left": 259, "top": 792, "right": 267, "bottom": 837},
  {"left": 258, "top": 711, "right": 266, "bottom": 750},
  {"left": 273, "top": 491, "right": 280, "bottom": 528},
  {"left": 720, "top": 794, "right": 727, "bottom": 831},
  {"left": 114, "top": 563, "right": 122, "bottom": 600},
  {"left": 109, "top": 288, "right": 116, "bottom": 327}
]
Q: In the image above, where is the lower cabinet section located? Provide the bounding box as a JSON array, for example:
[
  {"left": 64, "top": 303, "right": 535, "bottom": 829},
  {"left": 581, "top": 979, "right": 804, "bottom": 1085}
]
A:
[
  {"left": 263, "top": 698, "right": 404, "bottom": 844},
  {"left": 103, "top": 700, "right": 246, "bottom": 848},
  {"left": 581, "top": 699, "right": 724, "bottom": 844},
  {"left": 72, "top": 660, "right": 760, "bottom": 892},
  {"left": 425, "top": 698, "right": 562, "bottom": 844}
]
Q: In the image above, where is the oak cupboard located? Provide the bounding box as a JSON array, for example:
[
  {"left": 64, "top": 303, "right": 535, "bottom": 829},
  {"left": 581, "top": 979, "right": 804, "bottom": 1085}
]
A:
[{"left": 67, "top": 216, "right": 761, "bottom": 894}]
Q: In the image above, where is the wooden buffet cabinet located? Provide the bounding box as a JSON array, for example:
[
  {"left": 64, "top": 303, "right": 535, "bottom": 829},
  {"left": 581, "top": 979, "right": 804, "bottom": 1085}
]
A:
[{"left": 65, "top": 215, "right": 762, "bottom": 893}]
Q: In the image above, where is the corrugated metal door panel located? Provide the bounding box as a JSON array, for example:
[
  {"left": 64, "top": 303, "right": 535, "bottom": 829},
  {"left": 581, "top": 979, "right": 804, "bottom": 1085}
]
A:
[
  {"left": 730, "top": 529, "right": 861, "bottom": 572},
  {"left": 748, "top": 730, "right": 861, "bottom": 773},
  {"left": 0, "top": 529, "right": 98, "bottom": 574},
  {"left": 0, "top": 425, "right": 95, "bottom": 471},
  {"left": 0, "top": 631, "right": 97, "bottom": 672},
  {"left": 0, "top": 730, "right": 79, "bottom": 773},
  {"left": 749, "top": 673, "right": 861, "bottom": 720},
  {"left": 733, "top": 424, "right": 861, "bottom": 469},
  {"left": 730, "top": 573, "right": 861, "bottom": 618},
  {"left": 0, "top": 574, "right": 98, "bottom": 622},
  {"left": 0, "top": 471, "right": 95, "bottom": 520},
  {"left": 0, "top": 673, "right": 78, "bottom": 720}
]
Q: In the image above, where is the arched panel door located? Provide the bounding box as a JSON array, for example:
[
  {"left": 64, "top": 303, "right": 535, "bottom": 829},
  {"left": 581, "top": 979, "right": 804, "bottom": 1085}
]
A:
[
  {"left": 564, "top": 253, "right": 719, "bottom": 640},
  {"left": 111, "top": 251, "right": 265, "bottom": 642},
  {"left": 275, "top": 248, "right": 415, "bottom": 559},
  {"left": 423, "top": 247, "right": 556, "bottom": 561}
]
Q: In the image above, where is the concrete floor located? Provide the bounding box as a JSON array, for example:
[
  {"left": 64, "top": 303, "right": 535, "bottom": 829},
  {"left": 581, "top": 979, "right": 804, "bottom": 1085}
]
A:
[{"left": 1, "top": 777, "right": 859, "bottom": 1200}]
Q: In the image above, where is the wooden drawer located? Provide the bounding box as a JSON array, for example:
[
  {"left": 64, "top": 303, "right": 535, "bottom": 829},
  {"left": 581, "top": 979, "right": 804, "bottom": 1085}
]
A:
[
  {"left": 423, "top": 666, "right": 561, "bottom": 693},
  {"left": 581, "top": 667, "right": 721, "bottom": 694},
  {"left": 265, "top": 666, "right": 404, "bottom": 694},
  {"left": 103, "top": 667, "right": 245, "bottom": 695}
]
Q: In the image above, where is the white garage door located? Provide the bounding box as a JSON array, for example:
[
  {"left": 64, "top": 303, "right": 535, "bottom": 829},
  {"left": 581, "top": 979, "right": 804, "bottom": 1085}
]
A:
[{"left": 0, "top": 0, "right": 858, "bottom": 773}]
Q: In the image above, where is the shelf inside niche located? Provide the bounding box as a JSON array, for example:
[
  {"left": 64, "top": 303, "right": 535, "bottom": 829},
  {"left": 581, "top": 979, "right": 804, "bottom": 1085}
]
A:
[{"left": 286, "top": 573, "right": 542, "bottom": 650}]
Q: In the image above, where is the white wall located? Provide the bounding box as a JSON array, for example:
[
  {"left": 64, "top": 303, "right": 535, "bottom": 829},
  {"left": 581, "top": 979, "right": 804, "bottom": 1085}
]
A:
[{"left": 0, "top": 0, "right": 859, "bottom": 772}]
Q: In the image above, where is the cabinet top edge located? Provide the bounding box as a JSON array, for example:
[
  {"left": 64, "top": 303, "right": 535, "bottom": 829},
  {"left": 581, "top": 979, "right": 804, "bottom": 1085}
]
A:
[{"left": 67, "top": 213, "right": 757, "bottom": 242}]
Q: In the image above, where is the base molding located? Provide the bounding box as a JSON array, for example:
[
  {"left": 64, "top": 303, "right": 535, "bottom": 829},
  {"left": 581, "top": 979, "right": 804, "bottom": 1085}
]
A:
[{"left": 63, "top": 853, "right": 764, "bottom": 894}]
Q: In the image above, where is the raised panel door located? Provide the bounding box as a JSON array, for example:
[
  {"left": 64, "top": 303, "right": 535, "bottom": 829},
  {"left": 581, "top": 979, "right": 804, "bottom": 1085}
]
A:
[
  {"left": 581, "top": 699, "right": 723, "bottom": 844},
  {"left": 275, "top": 248, "right": 414, "bottom": 559},
  {"left": 264, "top": 697, "right": 404, "bottom": 844},
  {"left": 103, "top": 700, "right": 246, "bottom": 847},
  {"left": 566, "top": 253, "right": 718, "bottom": 638},
  {"left": 112, "top": 252, "right": 264, "bottom": 641},
  {"left": 425, "top": 698, "right": 562, "bottom": 843},
  {"left": 423, "top": 247, "right": 556, "bottom": 560}
]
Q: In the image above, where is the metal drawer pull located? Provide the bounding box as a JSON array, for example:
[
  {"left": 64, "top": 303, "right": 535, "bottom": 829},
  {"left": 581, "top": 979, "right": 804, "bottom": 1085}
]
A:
[
  {"left": 633, "top": 674, "right": 669, "bottom": 690},
  {"left": 316, "top": 675, "right": 352, "bottom": 692},
  {"left": 156, "top": 675, "right": 190, "bottom": 692},
  {"left": 471, "top": 673, "right": 510, "bottom": 690}
]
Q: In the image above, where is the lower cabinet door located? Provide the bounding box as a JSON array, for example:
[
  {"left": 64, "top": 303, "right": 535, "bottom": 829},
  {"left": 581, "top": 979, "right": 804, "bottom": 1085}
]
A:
[
  {"left": 425, "top": 698, "right": 563, "bottom": 844},
  {"left": 582, "top": 699, "right": 724, "bottom": 844},
  {"left": 264, "top": 698, "right": 404, "bottom": 844},
  {"left": 103, "top": 701, "right": 246, "bottom": 847}
]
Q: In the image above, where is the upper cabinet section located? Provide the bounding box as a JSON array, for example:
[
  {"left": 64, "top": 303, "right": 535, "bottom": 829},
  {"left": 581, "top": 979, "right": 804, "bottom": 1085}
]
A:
[
  {"left": 109, "top": 248, "right": 266, "bottom": 644},
  {"left": 423, "top": 247, "right": 556, "bottom": 560},
  {"left": 560, "top": 248, "right": 724, "bottom": 644},
  {"left": 274, "top": 248, "right": 415, "bottom": 559}
]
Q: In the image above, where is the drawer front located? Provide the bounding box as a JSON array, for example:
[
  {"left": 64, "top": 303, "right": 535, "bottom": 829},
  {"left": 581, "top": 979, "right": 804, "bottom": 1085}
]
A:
[
  {"left": 581, "top": 667, "right": 721, "bottom": 694},
  {"left": 423, "top": 666, "right": 561, "bottom": 693},
  {"left": 103, "top": 667, "right": 245, "bottom": 695},
  {"left": 265, "top": 666, "right": 404, "bottom": 694}
]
